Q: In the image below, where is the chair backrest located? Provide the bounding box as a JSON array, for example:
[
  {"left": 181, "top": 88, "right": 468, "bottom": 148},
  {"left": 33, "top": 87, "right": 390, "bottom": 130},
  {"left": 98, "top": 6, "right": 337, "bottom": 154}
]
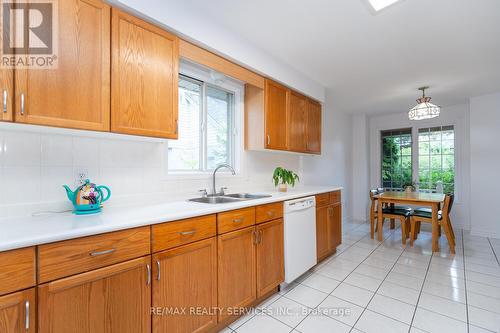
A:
[
  {"left": 441, "top": 194, "right": 455, "bottom": 218},
  {"left": 369, "top": 190, "right": 378, "bottom": 215},
  {"left": 446, "top": 193, "right": 455, "bottom": 214}
]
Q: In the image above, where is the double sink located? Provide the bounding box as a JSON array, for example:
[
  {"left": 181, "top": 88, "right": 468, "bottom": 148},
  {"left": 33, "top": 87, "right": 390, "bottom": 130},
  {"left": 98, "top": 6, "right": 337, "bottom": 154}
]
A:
[{"left": 189, "top": 193, "right": 272, "bottom": 204}]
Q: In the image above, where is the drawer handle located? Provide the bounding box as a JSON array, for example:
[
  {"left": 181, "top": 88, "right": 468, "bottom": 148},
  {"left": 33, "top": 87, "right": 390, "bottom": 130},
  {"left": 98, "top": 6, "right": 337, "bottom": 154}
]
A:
[
  {"left": 233, "top": 218, "right": 244, "bottom": 223},
  {"left": 25, "top": 300, "right": 29, "bottom": 329},
  {"left": 89, "top": 248, "right": 116, "bottom": 257},
  {"left": 179, "top": 230, "right": 196, "bottom": 236},
  {"left": 146, "top": 264, "right": 151, "bottom": 285}
]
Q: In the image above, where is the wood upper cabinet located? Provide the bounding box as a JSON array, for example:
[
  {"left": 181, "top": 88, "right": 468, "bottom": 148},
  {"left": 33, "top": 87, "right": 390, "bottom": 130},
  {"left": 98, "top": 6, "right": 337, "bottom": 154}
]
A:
[
  {"left": 217, "top": 226, "right": 256, "bottom": 320},
  {"left": 256, "top": 219, "right": 284, "bottom": 297},
  {"left": 0, "top": 68, "right": 13, "bottom": 122},
  {"left": 264, "top": 79, "right": 288, "bottom": 150},
  {"left": 38, "top": 257, "right": 151, "bottom": 333},
  {"left": 0, "top": 288, "right": 35, "bottom": 333},
  {"left": 306, "top": 99, "right": 322, "bottom": 154},
  {"left": 316, "top": 206, "right": 330, "bottom": 262},
  {"left": 288, "top": 91, "right": 307, "bottom": 152},
  {"left": 15, "top": 0, "right": 110, "bottom": 131},
  {"left": 152, "top": 238, "right": 217, "bottom": 333},
  {"left": 111, "top": 9, "right": 179, "bottom": 138}
]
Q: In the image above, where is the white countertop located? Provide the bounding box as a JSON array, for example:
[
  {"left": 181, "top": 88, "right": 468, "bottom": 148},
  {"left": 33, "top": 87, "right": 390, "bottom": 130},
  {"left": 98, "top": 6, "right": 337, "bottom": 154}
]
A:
[{"left": 0, "top": 186, "right": 342, "bottom": 252}]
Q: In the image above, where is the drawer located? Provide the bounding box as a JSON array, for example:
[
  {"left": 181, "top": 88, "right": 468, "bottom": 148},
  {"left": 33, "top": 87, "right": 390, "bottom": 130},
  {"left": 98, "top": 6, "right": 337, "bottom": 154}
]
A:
[
  {"left": 217, "top": 207, "right": 256, "bottom": 234},
  {"left": 38, "top": 226, "right": 150, "bottom": 283},
  {"left": 329, "top": 191, "right": 341, "bottom": 204},
  {"left": 152, "top": 215, "right": 216, "bottom": 252},
  {"left": 0, "top": 247, "right": 36, "bottom": 296},
  {"left": 315, "top": 193, "right": 330, "bottom": 207},
  {"left": 256, "top": 202, "right": 283, "bottom": 224}
]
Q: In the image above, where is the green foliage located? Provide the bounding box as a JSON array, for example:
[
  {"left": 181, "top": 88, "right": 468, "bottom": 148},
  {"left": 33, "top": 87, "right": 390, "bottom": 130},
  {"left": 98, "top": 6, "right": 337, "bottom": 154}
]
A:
[{"left": 273, "top": 167, "right": 299, "bottom": 187}]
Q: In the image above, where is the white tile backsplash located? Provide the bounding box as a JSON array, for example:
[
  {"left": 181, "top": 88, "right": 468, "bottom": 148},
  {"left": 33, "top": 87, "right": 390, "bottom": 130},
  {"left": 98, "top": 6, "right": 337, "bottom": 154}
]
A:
[{"left": 0, "top": 128, "right": 304, "bottom": 217}]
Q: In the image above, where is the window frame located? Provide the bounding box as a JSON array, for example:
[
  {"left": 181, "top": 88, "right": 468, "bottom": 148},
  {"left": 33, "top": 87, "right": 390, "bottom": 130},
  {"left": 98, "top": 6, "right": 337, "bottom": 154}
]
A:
[
  {"left": 379, "top": 125, "right": 456, "bottom": 194},
  {"left": 380, "top": 128, "right": 413, "bottom": 190},
  {"left": 164, "top": 60, "right": 243, "bottom": 178}
]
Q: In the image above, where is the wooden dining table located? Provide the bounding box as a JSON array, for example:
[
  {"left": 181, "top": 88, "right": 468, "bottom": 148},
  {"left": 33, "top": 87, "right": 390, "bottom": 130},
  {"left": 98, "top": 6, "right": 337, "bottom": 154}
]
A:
[{"left": 373, "top": 191, "right": 445, "bottom": 252}]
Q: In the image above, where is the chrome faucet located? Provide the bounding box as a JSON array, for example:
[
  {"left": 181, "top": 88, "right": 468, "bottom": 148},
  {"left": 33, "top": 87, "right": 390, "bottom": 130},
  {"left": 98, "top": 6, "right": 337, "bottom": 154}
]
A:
[{"left": 211, "top": 164, "right": 236, "bottom": 196}]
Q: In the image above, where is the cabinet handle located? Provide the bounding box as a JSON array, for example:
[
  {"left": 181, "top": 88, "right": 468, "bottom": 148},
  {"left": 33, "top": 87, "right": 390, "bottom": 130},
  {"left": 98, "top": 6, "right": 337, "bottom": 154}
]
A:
[
  {"left": 20, "top": 93, "right": 25, "bottom": 115},
  {"left": 146, "top": 264, "right": 151, "bottom": 285},
  {"left": 258, "top": 230, "right": 263, "bottom": 244},
  {"left": 267, "top": 135, "right": 271, "bottom": 145},
  {"left": 156, "top": 260, "right": 161, "bottom": 281},
  {"left": 89, "top": 248, "right": 115, "bottom": 257},
  {"left": 253, "top": 230, "right": 258, "bottom": 245},
  {"left": 2, "top": 90, "right": 6, "bottom": 113},
  {"left": 233, "top": 218, "right": 244, "bottom": 224},
  {"left": 25, "top": 300, "right": 30, "bottom": 330},
  {"left": 179, "top": 230, "right": 196, "bottom": 236}
]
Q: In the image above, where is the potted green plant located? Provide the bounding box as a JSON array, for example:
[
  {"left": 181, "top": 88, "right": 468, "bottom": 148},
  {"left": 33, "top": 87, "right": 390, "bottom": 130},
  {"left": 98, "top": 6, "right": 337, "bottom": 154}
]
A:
[
  {"left": 403, "top": 180, "right": 417, "bottom": 193},
  {"left": 272, "top": 167, "right": 299, "bottom": 192}
]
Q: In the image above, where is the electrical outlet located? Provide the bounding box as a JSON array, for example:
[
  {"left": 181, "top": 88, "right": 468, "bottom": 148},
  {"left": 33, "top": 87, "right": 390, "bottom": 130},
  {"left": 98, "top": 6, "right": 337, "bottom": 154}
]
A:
[{"left": 74, "top": 169, "right": 89, "bottom": 186}]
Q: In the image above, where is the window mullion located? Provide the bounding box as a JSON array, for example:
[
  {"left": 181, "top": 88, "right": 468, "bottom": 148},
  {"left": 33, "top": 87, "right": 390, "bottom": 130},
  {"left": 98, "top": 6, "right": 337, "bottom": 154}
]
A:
[{"left": 202, "top": 83, "right": 208, "bottom": 171}]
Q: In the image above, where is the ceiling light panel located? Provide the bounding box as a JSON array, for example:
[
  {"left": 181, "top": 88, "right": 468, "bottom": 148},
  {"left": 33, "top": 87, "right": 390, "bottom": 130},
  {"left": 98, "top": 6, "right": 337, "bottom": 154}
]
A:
[{"left": 368, "top": 0, "right": 400, "bottom": 11}]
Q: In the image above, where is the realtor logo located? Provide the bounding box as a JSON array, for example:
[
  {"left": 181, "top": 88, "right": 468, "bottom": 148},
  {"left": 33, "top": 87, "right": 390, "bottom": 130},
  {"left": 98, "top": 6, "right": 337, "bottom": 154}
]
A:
[{"left": 1, "top": 0, "right": 58, "bottom": 69}]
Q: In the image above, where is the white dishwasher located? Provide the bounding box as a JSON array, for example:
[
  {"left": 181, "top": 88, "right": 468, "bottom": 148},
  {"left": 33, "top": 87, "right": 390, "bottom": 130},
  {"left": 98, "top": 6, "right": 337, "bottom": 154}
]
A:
[{"left": 283, "top": 196, "right": 317, "bottom": 284}]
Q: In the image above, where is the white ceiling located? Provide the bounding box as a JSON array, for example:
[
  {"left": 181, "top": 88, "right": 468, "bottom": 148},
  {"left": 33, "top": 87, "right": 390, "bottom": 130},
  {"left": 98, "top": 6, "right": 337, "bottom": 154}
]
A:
[{"left": 179, "top": 0, "right": 500, "bottom": 114}]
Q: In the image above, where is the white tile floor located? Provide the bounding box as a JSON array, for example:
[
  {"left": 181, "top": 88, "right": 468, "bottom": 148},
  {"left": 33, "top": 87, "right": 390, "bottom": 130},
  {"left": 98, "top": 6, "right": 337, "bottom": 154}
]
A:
[{"left": 220, "top": 221, "right": 500, "bottom": 333}]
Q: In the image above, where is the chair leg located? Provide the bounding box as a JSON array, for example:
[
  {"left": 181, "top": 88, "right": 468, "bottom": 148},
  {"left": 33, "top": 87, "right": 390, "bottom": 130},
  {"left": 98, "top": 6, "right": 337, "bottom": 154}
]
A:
[
  {"left": 390, "top": 218, "right": 395, "bottom": 229},
  {"left": 370, "top": 217, "right": 375, "bottom": 239},
  {"left": 416, "top": 221, "right": 421, "bottom": 234},
  {"left": 448, "top": 216, "right": 456, "bottom": 240},
  {"left": 410, "top": 217, "right": 416, "bottom": 246},
  {"left": 401, "top": 217, "right": 407, "bottom": 245},
  {"left": 441, "top": 220, "right": 455, "bottom": 254},
  {"left": 438, "top": 224, "right": 442, "bottom": 237}
]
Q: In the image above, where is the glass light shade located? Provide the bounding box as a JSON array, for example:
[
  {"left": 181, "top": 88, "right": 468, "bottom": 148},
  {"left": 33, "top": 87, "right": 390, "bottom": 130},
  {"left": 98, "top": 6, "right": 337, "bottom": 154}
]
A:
[{"left": 408, "top": 97, "right": 441, "bottom": 120}]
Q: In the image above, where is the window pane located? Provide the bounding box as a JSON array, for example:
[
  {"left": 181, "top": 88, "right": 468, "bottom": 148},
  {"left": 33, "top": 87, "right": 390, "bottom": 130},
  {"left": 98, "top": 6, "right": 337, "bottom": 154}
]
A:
[
  {"left": 418, "top": 126, "right": 455, "bottom": 193},
  {"left": 168, "top": 77, "right": 202, "bottom": 170},
  {"left": 206, "top": 86, "right": 232, "bottom": 170},
  {"left": 381, "top": 129, "right": 412, "bottom": 189}
]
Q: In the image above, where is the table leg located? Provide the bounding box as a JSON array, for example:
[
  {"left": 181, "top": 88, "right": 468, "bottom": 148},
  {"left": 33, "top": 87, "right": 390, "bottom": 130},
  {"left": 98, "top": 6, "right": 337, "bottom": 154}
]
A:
[
  {"left": 432, "top": 203, "right": 439, "bottom": 252},
  {"left": 390, "top": 202, "right": 395, "bottom": 229},
  {"left": 377, "top": 200, "right": 384, "bottom": 241}
]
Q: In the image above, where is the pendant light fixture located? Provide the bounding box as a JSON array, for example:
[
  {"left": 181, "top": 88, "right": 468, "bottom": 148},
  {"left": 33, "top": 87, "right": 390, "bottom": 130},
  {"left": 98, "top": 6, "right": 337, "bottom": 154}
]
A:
[{"left": 408, "top": 86, "right": 440, "bottom": 120}]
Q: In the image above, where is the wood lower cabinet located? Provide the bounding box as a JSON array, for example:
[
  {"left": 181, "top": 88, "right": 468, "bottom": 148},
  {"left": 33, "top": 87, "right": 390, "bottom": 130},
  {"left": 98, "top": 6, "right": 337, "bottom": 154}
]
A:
[
  {"left": 256, "top": 219, "right": 284, "bottom": 297},
  {"left": 0, "top": 68, "right": 13, "bottom": 122},
  {"left": 316, "top": 205, "right": 330, "bottom": 261},
  {"left": 111, "top": 8, "right": 179, "bottom": 138},
  {"left": 217, "top": 226, "right": 257, "bottom": 320},
  {"left": 264, "top": 80, "right": 288, "bottom": 150},
  {"left": 38, "top": 257, "right": 151, "bottom": 333},
  {"left": 306, "top": 99, "right": 321, "bottom": 154},
  {"left": 15, "top": 0, "right": 111, "bottom": 131},
  {"left": 152, "top": 238, "right": 217, "bottom": 333},
  {"left": 0, "top": 288, "right": 35, "bottom": 333},
  {"left": 316, "top": 192, "right": 342, "bottom": 262}
]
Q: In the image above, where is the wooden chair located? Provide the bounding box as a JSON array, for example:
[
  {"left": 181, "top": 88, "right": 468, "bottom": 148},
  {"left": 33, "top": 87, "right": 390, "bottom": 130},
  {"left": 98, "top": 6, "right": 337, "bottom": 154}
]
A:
[
  {"left": 410, "top": 194, "right": 455, "bottom": 253},
  {"left": 369, "top": 190, "right": 412, "bottom": 244}
]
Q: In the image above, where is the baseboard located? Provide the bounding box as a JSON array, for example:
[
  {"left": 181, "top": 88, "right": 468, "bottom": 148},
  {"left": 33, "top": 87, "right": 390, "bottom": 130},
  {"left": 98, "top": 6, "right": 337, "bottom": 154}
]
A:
[{"left": 470, "top": 229, "right": 500, "bottom": 240}]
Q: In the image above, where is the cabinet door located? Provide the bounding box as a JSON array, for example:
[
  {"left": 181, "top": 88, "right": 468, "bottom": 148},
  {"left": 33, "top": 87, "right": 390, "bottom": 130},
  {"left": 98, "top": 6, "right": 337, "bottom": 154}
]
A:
[
  {"left": 288, "top": 91, "right": 307, "bottom": 152},
  {"left": 0, "top": 68, "right": 13, "bottom": 122},
  {"left": 316, "top": 206, "right": 329, "bottom": 262},
  {"left": 15, "top": 0, "right": 110, "bottom": 131},
  {"left": 111, "top": 9, "right": 179, "bottom": 138},
  {"left": 306, "top": 99, "right": 321, "bottom": 154},
  {"left": 152, "top": 238, "right": 217, "bottom": 333},
  {"left": 328, "top": 203, "right": 342, "bottom": 250},
  {"left": 0, "top": 288, "right": 35, "bottom": 333},
  {"left": 218, "top": 226, "right": 256, "bottom": 320},
  {"left": 264, "top": 80, "right": 288, "bottom": 150},
  {"left": 38, "top": 257, "right": 151, "bottom": 333},
  {"left": 256, "top": 219, "right": 284, "bottom": 297}
]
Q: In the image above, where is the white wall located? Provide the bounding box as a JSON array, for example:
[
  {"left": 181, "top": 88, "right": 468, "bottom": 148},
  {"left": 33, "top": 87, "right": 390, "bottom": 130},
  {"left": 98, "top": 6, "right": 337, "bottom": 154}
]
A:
[
  {"left": 303, "top": 89, "right": 353, "bottom": 222},
  {"left": 351, "top": 115, "right": 369, "bottom": 222},
  {"left": 111, "top": 0, "right": 325, "bottom": 102},
  {"left": 470, "top": 92, "right": 500, "bottom": 238},
  {"left": 352, "top": 103, "right": 471, "bottom": 230}
]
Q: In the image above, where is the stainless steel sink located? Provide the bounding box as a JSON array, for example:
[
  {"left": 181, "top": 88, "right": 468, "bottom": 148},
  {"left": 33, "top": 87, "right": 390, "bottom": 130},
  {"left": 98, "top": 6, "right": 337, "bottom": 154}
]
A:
[
  {"left": 224, "top": 193, "right": 272, "bottom": 199},
  {"left": 188, "top": 193, "right": 272, "bottom": 204},
  {"left": 188, "top": 196, "right": 241, "bottom": 204}
]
